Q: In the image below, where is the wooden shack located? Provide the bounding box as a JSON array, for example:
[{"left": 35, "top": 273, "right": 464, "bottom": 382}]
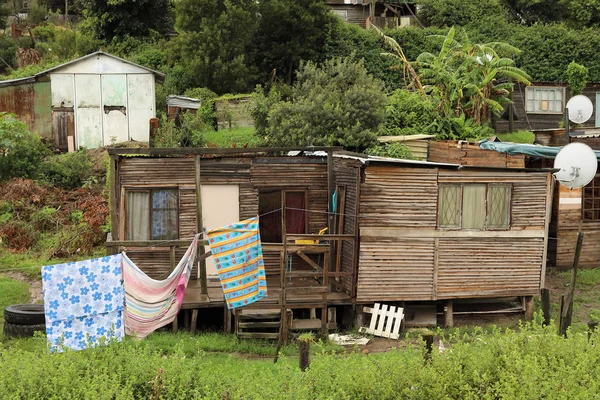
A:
[
  {"left": 106, "top": 148, "right": 554, "bottom": 335},
  {"left": 428, "top": 140, "right": 525, "bottom": 168},
  {"left": 334, "top": 153, "right": 554, "bottom": 324}
]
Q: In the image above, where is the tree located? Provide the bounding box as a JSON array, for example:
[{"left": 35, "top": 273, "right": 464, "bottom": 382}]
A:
[
  {"left": 79, "top": 0, "right": 172, "bottom": 42},
  {"left": 501, "top": 0, "right": 564, "bottom": 24},
  {"left": 173, "top": 0, "right": 258, "bottom": 94},
  {"left": 565, "top": 61, "right": 588, "bottom": 96},
  {"left": 251, "top": 0, "right": 336, "bottom": 85},
  {"left": 253, "top": 57, "right": 386, "bottom": 151},
  {"left": 418, "top": 0, "right": 507, "bottom": 27}
]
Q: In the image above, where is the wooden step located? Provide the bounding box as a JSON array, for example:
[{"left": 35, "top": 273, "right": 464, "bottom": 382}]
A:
[
  {"left": 237, "top": 332, "right": 279, "bottom": 339},
  {"left": 238, "top": 321, "right": 281, "bottom": 329}
]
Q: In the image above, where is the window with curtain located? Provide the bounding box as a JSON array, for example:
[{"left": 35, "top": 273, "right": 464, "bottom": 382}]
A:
[
  {"left": 258, "top": 190, "right": 307, "bottom": 243},
  {"left": 438, "top": 183, "right": 511, "bottom": 230},
  {"left": 126, "top": 189, "right": 178, "bottom": 240}
]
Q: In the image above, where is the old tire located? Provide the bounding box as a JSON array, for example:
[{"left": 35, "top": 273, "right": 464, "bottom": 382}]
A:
[
  {"left": 4, "top": 304, "right": 45, "bottom": 325},
  {"left": 3, "top": 322, "right": 45, "bottom": 338}
]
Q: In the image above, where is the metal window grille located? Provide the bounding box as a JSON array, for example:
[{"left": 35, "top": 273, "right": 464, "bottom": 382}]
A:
[{"left": 583, "top": 174, "right": 600, "bottom": 221}]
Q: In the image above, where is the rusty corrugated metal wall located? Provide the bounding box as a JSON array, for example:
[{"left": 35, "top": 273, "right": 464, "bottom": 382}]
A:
[{"left": 0, "top": 81, "right": 51, "bottom": 138}]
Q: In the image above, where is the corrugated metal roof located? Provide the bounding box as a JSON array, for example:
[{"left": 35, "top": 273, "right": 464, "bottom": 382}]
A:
[
  {"left": 0, "top": 51, "right": 165, "bottom": 88},
  {"left": 377, "top": 134, "right": 435, "bottom": 143},
  {"left": 167, "top": 95, "right": 201, "bottom": 109}
]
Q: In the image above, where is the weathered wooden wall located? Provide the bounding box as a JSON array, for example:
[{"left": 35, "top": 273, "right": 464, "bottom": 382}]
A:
[
  {"left": 334, "top": 158, "right": 361, "bottom": 294},
  {"left": 215, "top": 97, "right": 254, "bottom": 129},
  {"left": 356, "top": 165, "right": 551, "bottom": 302},
  {"left": 114, "top": 155, "right": 328, "bottom": 278},
  {"left": 326, "top": 3, "right": 367, "bottom": 27},
  {"left": 428, "top": 141, "right": 525, "bottom": 168}
]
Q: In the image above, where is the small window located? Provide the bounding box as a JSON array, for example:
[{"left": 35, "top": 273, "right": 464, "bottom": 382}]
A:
[
  {"left": 126, "top": 189, "right": 178, "bottom": 240},
  {"left": 583, "top": 174, "right": 600, "bottom": 220},
  {"left": 258, "top": 190, "right": 307, "bottom": 243},
  {"left": 525, "top": 86, "right": 564, "bottom": 114},
  {"left": 438, "top": 183, "right": 511, "bottom": 230}
]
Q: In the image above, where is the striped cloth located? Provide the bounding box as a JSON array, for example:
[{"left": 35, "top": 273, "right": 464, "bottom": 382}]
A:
[
  {"left": 207, "top": 217, "right": 267, "bottom": 309},
  {"left": 122, "top": 235, "right": 199, "bottom": 339}
]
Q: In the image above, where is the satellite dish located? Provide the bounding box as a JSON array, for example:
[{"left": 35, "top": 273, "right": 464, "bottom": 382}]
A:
[
  {"left": 566, "top": 95, "right": 593, "bottom": 124},
  {"left": 554, "top": 142, "right": 598, "bottom": 189}
]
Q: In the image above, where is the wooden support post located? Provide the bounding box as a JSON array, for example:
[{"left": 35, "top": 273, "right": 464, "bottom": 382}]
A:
[
  {"left": 328, "top": 307, "right": 336, "bottom": 324},
  {"left": 169, "top": 246, "right": 176, "bottom": 272},
  {"left": 444, "top": 300, "right": 453, "bottom": 328},
  {"left": 423, "top": 334, "right": 434, "bottom": 362},
  {"left": 560, "top": 231, "right": 584, "bottom": 336},
  {"left": 299, "top": 339, "right": 310, "bottom": 372},
  {"left": 558, "top": 295, "right": 565, "bottom": 336},
  {"left": 541, "top": 288, "right": 551, "bottom": 326},
  {"left": 327, "top": 150, "right": 335, "bottom": 287},
  {"left": 523, "top": 296, "right": 534, "bottom": 321},
  {"left": 109, "top": 155, "right": 119, "bottom": 249},
  {"left": 190, "top": 309, "right": 198, "bottom": 335},
  {"left": 354, "top": 304, "right": 364, "bottom": 329},
  {"left": 172, "top": 315, "right": 178, "bottom": 333},
  {"left": 224, "top": 305, "right": 232, "bottom": 334},
  {"left": 195, "top": 155, "right": 208, "bottom": 295}
]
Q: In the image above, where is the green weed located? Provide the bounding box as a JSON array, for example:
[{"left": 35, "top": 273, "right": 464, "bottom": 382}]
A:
[
  {"left": 202, "top": 127, "right": 262, "bottom": 148},
  {"left": 0, "top": 276, "right": 30, "bottom": 339},
  {"left": 496, "top": 130, "right": 535, "bottom": 144}
]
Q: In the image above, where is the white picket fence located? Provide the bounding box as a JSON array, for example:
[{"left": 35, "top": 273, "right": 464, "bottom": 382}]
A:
[{"left": 359, "top": 303, "right": 404, "bottom": 340}]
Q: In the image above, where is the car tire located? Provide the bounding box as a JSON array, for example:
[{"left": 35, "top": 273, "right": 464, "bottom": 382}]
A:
[
  {"left": 3, "top": 322, "right": 46, "bottom": 338},
  {"left": 4, "top": 304, "right": 46, "bottom": 325}
]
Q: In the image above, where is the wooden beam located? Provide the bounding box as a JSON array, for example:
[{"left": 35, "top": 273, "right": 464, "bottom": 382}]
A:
[
  {"left": 107, "top": 146, "right": 343, "bottom": 157},
  {"left": 361, "top": 228, "right": 546, "bottom": 239},
  {"left": 433, "top": 238, "right": 439, "bottom": 300},
  {"left": 296, "top": 250, "right": 323, "bottom": 272},
  {"left": 327, "top": 150, "right": 335, "bottom": 287},
  {"left": 285, "top": 234, "right": 356, "bottom": 241},
  {"left": 109, "top": 155, "right": 119, "bottom": 244},
  {"left": 195, "top": 155, "right": 208, "bottom": 295},
  {"left": 105, "top": 239, "right": 208, "bottom": 247},
  {"left": 540, "top": 172, "right": 555, "bottom": 289}
]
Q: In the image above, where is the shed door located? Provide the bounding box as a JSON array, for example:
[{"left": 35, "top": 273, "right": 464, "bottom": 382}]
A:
[
  {"left": 75, "top": 75, "right": 102, "bottom": 149},
  {"left": 127, "top": 74, "right": 155, "bottom": 142},
  {"left": 201, "top": 185, "right": 240, "bottom": 277},
  {"left": 102, "top": 74, "right": 129, "bottom": 145},
  {"left": 50, "top": 74, "right": 75, "bottom": 151}
]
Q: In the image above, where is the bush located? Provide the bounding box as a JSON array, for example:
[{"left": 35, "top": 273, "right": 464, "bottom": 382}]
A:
[
  {"left": 40, "top": 150, "right": 94, "bottom": 189},
  {"left": 0, "top": 113, "right": 51, "bottom": 181},
  {"left": 381, "top": 89, "right": 440, "bottom": 136},
  {"left": 565, "top": 61, "right": 588, "bottom": 96},
  {"left": 365, "top": 142, "right": 415, "bottom": 159},
  {"left": 255, "top": 57, "right": 386, "bottom": 151}
]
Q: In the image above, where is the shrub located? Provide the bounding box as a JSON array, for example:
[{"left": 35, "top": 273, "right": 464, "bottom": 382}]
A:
[
  {"left": 565, "top": 61, "right": 588, "bottom": 96},
  {"left": 365, "top": 142, "right": 415, "bottom": 159},
  {"left": 381, "top": 89, "right": 440, "bottom": 136},
  {"left": 40, "top": 150, "right": 94, "bottom": 189},
  {"left": 0, "top": 113, "right": 51, "bottom": 181},
  {"left": 256, "top": 57, "right": 386, "bottom": 152}
]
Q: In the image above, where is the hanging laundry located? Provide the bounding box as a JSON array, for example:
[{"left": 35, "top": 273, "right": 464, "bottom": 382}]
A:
[
  {"left": 207, "top": 217, "right": 267, "bottom": 309},
  {"left": 41, "top": 255, "right": 124, "bottom": 352},
  {"left": 122, "top": 235, "right": 199, "bottom": 339}
]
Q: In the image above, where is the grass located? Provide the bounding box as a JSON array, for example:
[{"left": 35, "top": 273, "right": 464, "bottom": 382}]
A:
[
  {"left": 202, "top": 127, "right": 262, "bottom": 148},
  {"left": 0, "top": 276, "right": 30, "bottom": 340},
  {"left": 495, "top": 130, "right": 535, "bottom": 144}
]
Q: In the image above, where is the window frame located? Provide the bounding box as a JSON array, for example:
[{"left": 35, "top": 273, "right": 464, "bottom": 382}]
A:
[
  {"left": 437, "top": 183, "right": 512, "bottom": 231},
  {"left": 525, "top": 86, "right": 565, "bottom": 115},
  {"left": 582, "top": 173, "right": 600, "bottom": 221},
  {"left": 258, "top": 188, "right": 309, "bottom": 243},
  {"left": 124, "top": 187, "right": 180, "bottom": 241}
]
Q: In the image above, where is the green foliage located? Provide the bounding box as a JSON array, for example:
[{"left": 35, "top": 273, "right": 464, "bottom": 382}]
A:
[
  {"left": 3, "top": 325, "right": 600, "bottom": 397},
  {"left": 40, "top": 150, "right": 94, "bottom": 189},
  {"left": 184, "top": 87, "right": 218, "bottom": 129},
  {"left": 174, "top": 0, "right": 258, "bottom": 95},
  {"left": 79, "top": 0, "right": 173, "bottom": 41},
  {"left": 418, "top": 0, "right": 507, "bottom": 27},
  {"left": 496, "top": 130, "right": 535, "bottom": 143},
  {"left": 0, "top": 276, "right": 30, "bottom": 335},
  {"left": 255, "top": 57, "right": 386, "bottom": 151},
  {"left": 565, "top": 61, "right": 588, "bottom": 96},
  {"left": 27, "top": 0, "right": 49, "bottom": 27},
  {"left": 0, "top": 113, "right": 51, "bottom": 181},
  {"left": 251, "top": 0, "right": 336, "bottom": 85},
  {"left": 501, "top": 0, "right": 565, "bottom": 25},
  {"left": 203, "top": 127, "right": 262, "bottom": 148},
  {"left": 365, "top": 142, "right": 415, "bottom": 160},
  {"left": 381, "top": 89, "right": 439, "bottom": 136},
  {"left": 0, "top": 35, "right": 18, "bottom": 74}
]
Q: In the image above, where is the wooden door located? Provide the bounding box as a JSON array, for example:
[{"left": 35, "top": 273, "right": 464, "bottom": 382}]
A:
[{"left": 51, "top": 109, "right": 75, "bottom": 151}]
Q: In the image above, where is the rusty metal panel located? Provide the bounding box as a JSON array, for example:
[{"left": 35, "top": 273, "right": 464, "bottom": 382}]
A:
[
  {"left": 127, "top": 74, "right": 155, "bottom": 142},
  {"left": 50, "top": 74, "right": 74, "bottom": 108},
  {"left": 75, "top": 74, "right": 102, "bottom": 149},
  {"left": 101, "top": 74, "right": 128, "bottom": 145}
]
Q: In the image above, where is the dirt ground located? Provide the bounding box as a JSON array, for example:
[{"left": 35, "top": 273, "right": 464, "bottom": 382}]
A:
[{"left": 1, "top": 272, "right": 43, "bottom": 303}]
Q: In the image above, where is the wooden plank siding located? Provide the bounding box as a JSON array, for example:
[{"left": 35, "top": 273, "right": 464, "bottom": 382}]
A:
[
  {"left": 429, "top": 141, "right": 525, "bottom": 168},
  {"left": 333, "top": 158, "right": 361, "bottom": 294},
  {"left": 356, "top": 164, "right": 551, "bottom": 302}
]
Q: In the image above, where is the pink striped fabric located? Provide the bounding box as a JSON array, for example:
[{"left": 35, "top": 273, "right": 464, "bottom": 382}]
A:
[{"left": 122, "top": 235, "right": 199, "bottom": 339}]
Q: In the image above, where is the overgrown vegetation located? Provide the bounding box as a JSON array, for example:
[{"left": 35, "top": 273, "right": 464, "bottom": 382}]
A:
[{"left": 1, "top": 322, "right": 600, "bottom": 398}]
